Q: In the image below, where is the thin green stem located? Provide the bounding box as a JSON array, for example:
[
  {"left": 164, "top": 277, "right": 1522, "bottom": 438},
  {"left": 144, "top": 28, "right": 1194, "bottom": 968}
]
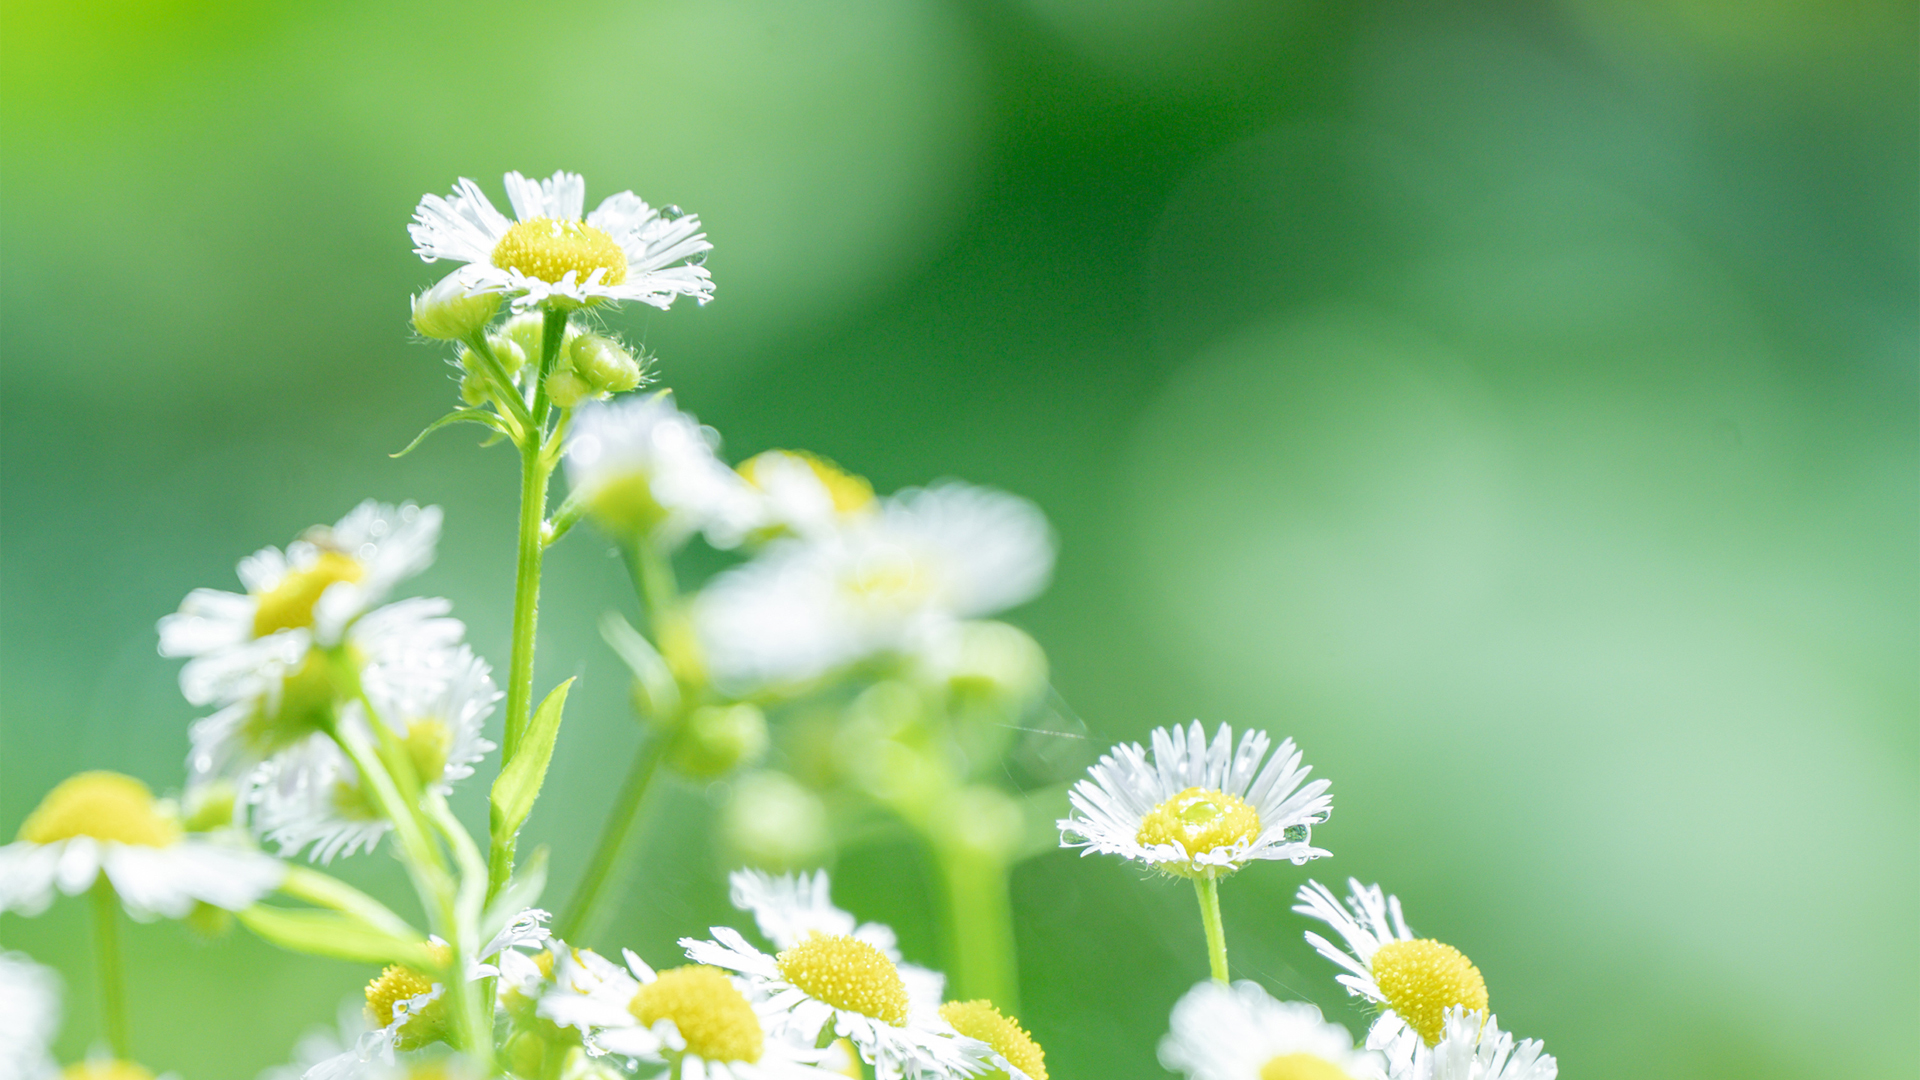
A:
[
  {"left": 935, "top": 842, "right": 1020, "bottom": 1012},
  {"left": 91, "top": 878, "right": 130, "bottom": 1059},
  {"left": 278, "top": 865, "right": 418, "bottom": 939},
  {"left": 461, "top": 331, "right": 535, "bottom": 436},
  {"left": 1193, "top": 874, "right": 1230, "bottom": 984},
  {"left": 424, "top": 793, "right": 495, "bottom": 1071},
  {"left": 555, "top": 729, "right": 669, "bottom": 941}
]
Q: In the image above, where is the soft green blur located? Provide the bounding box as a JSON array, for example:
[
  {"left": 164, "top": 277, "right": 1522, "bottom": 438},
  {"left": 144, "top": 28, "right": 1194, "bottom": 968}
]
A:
[{"left": 1, "top": 0, "right": 1912, "bottom": 1076}]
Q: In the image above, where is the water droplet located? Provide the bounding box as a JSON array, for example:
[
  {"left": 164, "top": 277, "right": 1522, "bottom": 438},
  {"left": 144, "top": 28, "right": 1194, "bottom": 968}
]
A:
[
  {"left": 1283, "top": 824, "right": 1311, "bottom": 843},
  {"left": 660, "top": 205, "right": 684, "bottom": 221}
]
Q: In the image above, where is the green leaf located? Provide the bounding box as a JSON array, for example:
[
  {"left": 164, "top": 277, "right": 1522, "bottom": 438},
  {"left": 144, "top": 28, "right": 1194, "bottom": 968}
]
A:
[
  {"left": 390, "top": 408, "right": 511, "bottom": 458},
  {"left": 238, "top": 905, "right": 436, "bottom": 969},
  {"left": 278, "top": 865, "right": 419, "bottom": 939},
  {"left": 490, "top": 678, "right": 575, "bottom": 841}
]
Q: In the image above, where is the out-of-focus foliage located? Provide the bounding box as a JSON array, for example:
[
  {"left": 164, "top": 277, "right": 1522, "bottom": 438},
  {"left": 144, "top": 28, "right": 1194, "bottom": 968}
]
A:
[{"left": 1, "top": 0, "right": 1912, "bottom": 1077}]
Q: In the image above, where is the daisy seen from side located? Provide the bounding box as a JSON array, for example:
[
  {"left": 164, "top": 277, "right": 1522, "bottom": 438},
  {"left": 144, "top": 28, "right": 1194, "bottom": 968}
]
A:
[{"left": 1159, "top": 979, "right": 1383, "bottom": 1080}]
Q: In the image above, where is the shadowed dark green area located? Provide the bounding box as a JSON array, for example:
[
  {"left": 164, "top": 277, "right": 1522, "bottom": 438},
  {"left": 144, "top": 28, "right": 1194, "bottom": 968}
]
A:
[{"left": 2, "top": 0, "right": 1914, "bottom": 1076}]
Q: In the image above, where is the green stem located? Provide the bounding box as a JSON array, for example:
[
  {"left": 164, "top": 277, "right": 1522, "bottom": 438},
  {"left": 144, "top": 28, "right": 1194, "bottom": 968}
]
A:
[
  {"left": 424, "top": 793, "right": 495, "bottom": 1071},
  {"left": 461, "top": 331, "right": 535, "bottom": 436},
  {"left": 555, "top": 729, "right": 670, "bottom": 942},
  {"left": 90, "top": 878, "right": 130, "bottom": 1059},
  {"left": 1193, "top": 874, "right": 1230, "bottom": 984},
  {"left": 935, "top": 842, "right": 1020, "bottom": 1012},
  {"left": 278, "top": 865, "right": 418, "bottom": 939}
]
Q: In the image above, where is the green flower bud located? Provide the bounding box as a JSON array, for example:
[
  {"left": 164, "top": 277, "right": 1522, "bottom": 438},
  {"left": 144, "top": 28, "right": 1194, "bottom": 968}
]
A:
[
  {"left": 668, "top": 703, "right": 769, "bottom": 779},
  {"left": 460, "top": 334, "right": 527, "bottom": 377},
  {"left": 411, "top": 272, "right": 500, "bottom": 341},
  {"left": 568, "top": 333, "right": 644, "bottom": 395},
  {"left": 946, "top": 621, "right": 1049, "bottom": 709},
  {"left": 723, "top": 771, "right": 833, "bottom": 871},
  {"left": 546, "top": 368, "right": 592, "bottom": 409},
  {"left": 459, "top": 370, "right": 489, "bottom": 407},
  {"left": 502, "top": 311, "right": 582, "bottom": 371}
]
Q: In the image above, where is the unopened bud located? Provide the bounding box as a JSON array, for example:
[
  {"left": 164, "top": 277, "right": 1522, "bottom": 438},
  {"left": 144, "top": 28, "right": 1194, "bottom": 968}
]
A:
[
  {"left": 502, "top": 310, "right": 581, "bottom": 371},
  {"left": 459, "top": 370, "right": 489, "bottom": 406},
  {"left": 411, "top": 273, "right": 500, "bottom": 341},
  {"left": 546, "top": 368, "right": 591, "bottom": 409},
  {"left": 947, "top": 621, "right": 1049, "bottom": 708},
  {"left": 723, "top": 771, "right": 832, "bottom": 871},
  {"left": 460, "top": 333, "right": 527, "bottom": 378},
  {"left": 568, "top": 333, "right": 643, "bottom": 395},
  {"left": 668, "top": 703, "right": 769, "bottom": 779}
]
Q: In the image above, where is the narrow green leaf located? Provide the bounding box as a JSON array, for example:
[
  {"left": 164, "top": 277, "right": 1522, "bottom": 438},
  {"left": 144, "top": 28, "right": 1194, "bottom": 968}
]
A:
[
  {"left": 490, "top": 678, "right": 575, "bottom": 841},
  {"left": 390, "top": 408, "right": 510, "bottom": 458},
  {"left": 278, "top": 865, "right": 419, "bottom": 940},
  {"left": 238, "top": 905, "right": 436, "bottom": 968}
]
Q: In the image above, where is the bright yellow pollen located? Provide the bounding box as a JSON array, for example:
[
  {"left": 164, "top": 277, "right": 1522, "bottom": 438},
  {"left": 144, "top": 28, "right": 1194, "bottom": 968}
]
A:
[
  {"left": 365, "top": 962, "right": 437, "bottom": 1028},
  {"left": 938, "top": 1000, "right": 1047, "bottom": 1080},
  {"left": 739, "top": 450, "right": 876, "bottom": 514},
  {"left": 63, "top": 1061, "right": 157, "bottom": 1080},
  {"left": 1135, "top": 786, "right": 1261, "bottom": 861},
  {"left": 775, "top": 932, "right": 910, "bottom": 1027},
  {"left": 253, "top": 550, "right": 364, "bottom": 637},
  {"left": 1370, "top": 939, "right": 1488, "bottom": 1047},
  {"left": 630, "top": 965, "right": 764, "bottom": 1063},
  {"left": 1259, "top": 1053, "right": 1354, "bottom": 1080},
  {"left": 19, "top": 772, "right": 181, "bottom": 847},
  {"left": 491, "top": 217, "right": 629, "bottom": 286}
]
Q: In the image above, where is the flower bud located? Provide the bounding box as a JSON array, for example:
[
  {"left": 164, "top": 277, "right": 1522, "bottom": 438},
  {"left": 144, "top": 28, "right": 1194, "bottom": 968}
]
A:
[
  {"left": 568, "top": 333, "right": 644, "bottom": 395},
  {"left": 461, "top": 334, "right": 527, "bottom": 378},
  {"left": 946, "top": 621, "right": 1049, "bottom": 709},
  {"left": 723, "top": 771, "right": 832, "bottom": 871},
  {"left": 502, "top": 311, "right": 581, "bottom": 371},
  {"left": 459, "top": 370, "right": 489, "bottom": 406},
  {"left": 668, "top": 703, "right": 769, "bottom": 779},
  {"left": 411, "top": 272, "right": 499, "bottom": 341},
  {"left": 545, "top": 368, "right": 592, "bottom": 409}
]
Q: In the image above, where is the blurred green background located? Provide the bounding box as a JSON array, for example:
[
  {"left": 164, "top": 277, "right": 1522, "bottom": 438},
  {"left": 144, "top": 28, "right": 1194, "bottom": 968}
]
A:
[{"left": 2, "top": 0, "right": 1914, "bottom": 1076}]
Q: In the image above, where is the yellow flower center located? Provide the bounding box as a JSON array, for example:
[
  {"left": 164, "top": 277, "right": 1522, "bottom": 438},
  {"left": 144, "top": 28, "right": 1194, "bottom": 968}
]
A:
[
  {"left": 404, "top": 717, "right": 453, "bottom": 784},
  {"left": 739, "top": 451, "right": 876, "bottom": 514},
  {"left": 938, "top": 1000, "right": 1047, "bottom": 1080},
  {"left": 629, "top": 965, "right": 764, "bottom": 1063},
  {"left": 253, "top": 550, "right": 365, "bottom": 637},
  {"left": 1259, "top": 1053, "right": 1354, "bottom": 1080},
  {"left": 19, "top": 772, "right": 181, "bottom": 847},
  {"left": 365, "top": 963, "right": 438, "bottom": 1028},
  {"left": 1370, "top": 939, "right": 1488, "bottom": 1046},
  {"left": 62, "top": 1062, "right": 156, "bottom": 1080},
  {"left": 1135, "top": 786, "right": 1261, "bottom": 861},
  {"left": 491, "top": 217, "right": 629, "bottom": 287},
  {"left": 775, "top": 932, "right": 910, "bottom": 1027}
]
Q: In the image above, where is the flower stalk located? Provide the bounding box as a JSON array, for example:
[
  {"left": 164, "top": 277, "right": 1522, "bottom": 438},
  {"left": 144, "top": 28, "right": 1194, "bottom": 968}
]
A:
[
  {"left": 1193, "top": 873, "right": 1229, "bottom": 984},
  {"left": 90, "top": 878, "right": 131, "bottom": 1059}
]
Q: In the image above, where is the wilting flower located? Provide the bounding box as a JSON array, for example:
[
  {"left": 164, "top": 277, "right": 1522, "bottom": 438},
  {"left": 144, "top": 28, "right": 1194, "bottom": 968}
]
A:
[
  {"left": 0, "top": 772, "right": 283, "bottom": 920},
  {"left": 1058, "top": 721, "right": 1331, "bottom": 879},
  {"left": 1159, "top": 979, "right": 1382, "bottom": 1080},
  {"left": 410, "top": 170, "right": 713, "bottom": 310}
]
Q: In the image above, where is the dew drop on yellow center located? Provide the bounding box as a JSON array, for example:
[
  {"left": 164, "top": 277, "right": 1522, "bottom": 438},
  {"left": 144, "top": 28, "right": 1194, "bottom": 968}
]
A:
[
  {"left": 1259, "top": 1053, "right": 1354, "bottom": 1080},
  {"left": 365, "top": 963, "right": 438, "bottom": 1028},
  {"left": 1135, "top": 786, "right": 1261, "bottom": 860},
  {"left": 939, "top": 1000, "right": 1048, "bottom": 1080},
  {"left": 775, "top": 932, "right": 910, "bottom": 1027},
  {"left": 19, "top": 771, "right": 181, "bottom": 847},
  {"left": 1370, "top": 938, "right": 1488, "bottom": 1047},
  {"left": 629, "top": 965, "right": 764, "bottom": 1063},
  {"left": 491, "top": 217, "right": 629, "bottom": 286},
  {"left": 253, "top": 551, "right": 364, "bottom": 638}
]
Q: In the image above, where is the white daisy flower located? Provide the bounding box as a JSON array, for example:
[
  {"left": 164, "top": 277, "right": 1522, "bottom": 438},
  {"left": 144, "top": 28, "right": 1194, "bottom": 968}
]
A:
[
  {"left": 1293, "top": 880, "right": 1489, "bottom": 1054},
  {"left": 538, "top": 945, "right": 837, "bottom": 1080},
  {"left": 693, "top": 482, "right": 1055, "bottom": 690},
  {"left": 735, "top": 450, "right": 876, "bottom": 540},
  {"left": 251, "top": 646, "right": 498, "bottom": 862},
  {"left": 1158, "top": 979, "right": 1383, "bottom": 1080},
  {"left": 409, "top": 170, "right": 714, "bottom": 311},
  {"left": 1058, "top": 721, "right": 1332, "bottom": 879},
  {"left": 0, "top": 951, "right": 60, "bottom": 1080},
  {"left": 182, "top": 596, "right": 466, "bottom": 789},
  {"left": 564, "top": 392, "right": 763, "bottom": 547},
  {"left": 0, "top": 772, "right": 284, "bottom": 920},
  {"left": 1384, "top": 1008, "right": 1555, "bottom": 1080},
  {"left": 681, "top": 927, "right": 989, "bottom": 1080},
  {"left": 159, "top": 501, "right": 443, "bottom": 697},
  {"left": 724, "top": 869, "right": 954, "bottom": 1015}
]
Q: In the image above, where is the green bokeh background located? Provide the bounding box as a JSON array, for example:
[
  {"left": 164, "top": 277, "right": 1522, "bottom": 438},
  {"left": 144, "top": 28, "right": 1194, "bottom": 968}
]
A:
[{"left": 2, "top": 0, "right": 1914, "bottom": 1076}]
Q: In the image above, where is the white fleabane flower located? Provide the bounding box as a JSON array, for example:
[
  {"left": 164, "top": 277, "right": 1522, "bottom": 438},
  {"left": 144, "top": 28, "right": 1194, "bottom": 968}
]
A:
[
  {"left": 1385, "top": 1008, "right": 1555, "bottom": 1080},
  {"left": 565, "top": 393, "right": 763, "bottom": 548},
  {"left": 410, "top": 170, "right": 713, "bottom": 311},
  {"left": 693, "top": 482, "right": 1055, "bottom": 689},
  {"left": 1294, "top": 880, "right": 1489, "bottom": 1055},
  {"left": 736, "top": 450, "right": 877, "bottom": 540},
  {"left": 0, "top": 772, "right": 283, "bottom": 920},
  {"left": 159, "top": 501, "right": 442, "bottom": 695},
  {"left": 1058, "top": 721, "right": 1332, "bottom": 879},
  {"left": 1159, "top": 980, "right": 1383, "bottom": 1080},
  {"left": 0, "top": 951, "right": 60, "bottom": 1080},
  {"left": 251, "top": 646, "right": 498, "bottom": 862},
  {"left": 538, "top": 946, "right": 837, "bottom": 1080},
  {"left": 728, "top": 869, "right": 898, "bottom": 957}
]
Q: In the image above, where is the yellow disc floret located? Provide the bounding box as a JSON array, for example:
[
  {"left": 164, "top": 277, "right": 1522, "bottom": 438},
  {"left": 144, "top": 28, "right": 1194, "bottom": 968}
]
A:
[
  {"left": 775, "top": 932, "right": 910, "bottom": 1027},
  {"left": 739, "top": 451, "right": 876, "bottom": 515},
  {"left": 63, "top": 1061, "right": 157, "bottom": 1080},
  {"left": 1259, "top": 1053, "right": 1354, "bottom": 1080},
  {"left": 1370, "top": 939, "right": 1488, "bottom": 1046},
  {"left": 630, "top": 965, "right": 764, "bottom": 1063},
  {"left": 491, "top": 217, "right": 629, "bottom": 287},
  {"left": 938, "top": 1000, "right": 1047, "bottom": 1080},
  {"left": 366, "top": 963, "right": 437, "bottom": 1027},
  {"left": 19, "top": 772, "right": 181, "bottom": 847},
  {"left": 253, "top": 550, "right": 365, "bottom": 637},
  {"left": 1135, "top": 786, "right": 1261, "bottom": 863}
]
